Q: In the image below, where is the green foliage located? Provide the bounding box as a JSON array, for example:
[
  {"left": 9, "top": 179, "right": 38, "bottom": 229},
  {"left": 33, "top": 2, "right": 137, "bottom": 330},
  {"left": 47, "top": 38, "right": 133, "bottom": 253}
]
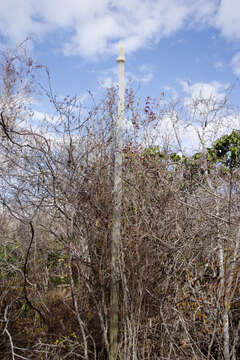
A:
[
  {"left": 142, "top": 146, "right": 182, "bottom": 163},
  {"left": 170, "top": 152, "right": 181, "bottom": 162},
  {"left": 0, "top": 244, "right": 20, "bottom": 278},
  {"left": 192, "top": 152, "right": 201, "bottom": 160},
  {"left": 46, "top": 249, "right": 64, "bottom": 269},
  {"left": 207, "top": 130, "right": 240, "bottom": 168},
  {"left": 142, "top": 145, "right": 165, "bottom": 161}
]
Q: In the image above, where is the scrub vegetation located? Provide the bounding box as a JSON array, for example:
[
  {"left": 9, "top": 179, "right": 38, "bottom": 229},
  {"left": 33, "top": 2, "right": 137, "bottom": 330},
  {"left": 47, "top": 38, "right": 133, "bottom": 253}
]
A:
[{"left": 1, "top": 43, "right": 240, "bottom": 360}]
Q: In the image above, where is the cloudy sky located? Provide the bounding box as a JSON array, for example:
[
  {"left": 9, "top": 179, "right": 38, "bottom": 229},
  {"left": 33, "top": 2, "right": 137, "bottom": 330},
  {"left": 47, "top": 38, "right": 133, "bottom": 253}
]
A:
[{"left": 0, "top": 0, "right": 240, "bottom": 151}]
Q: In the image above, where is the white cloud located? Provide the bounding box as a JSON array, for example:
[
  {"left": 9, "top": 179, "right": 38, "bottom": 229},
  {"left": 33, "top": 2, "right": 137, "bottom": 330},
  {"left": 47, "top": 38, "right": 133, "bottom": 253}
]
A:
[
  {"left": 3, "top": 1, "right": 240, "bottom": 62},
  {"left": 0, "top": 2, "right": 47, "bottom": 43},
  {"left": 215, "top": 0, "right": 240, "bottom": 41},
  {"left": 137, "top": 79, "right": 234, "bottom": 154},
  {"left": 33, "top": 110, "right": 58, "bottom": 125},
  {"left": 163, "top": 85, "right": 179, "bottom": 100},
  {"left": 180, "top": 80, "right": 229, "bottom": 105},
  {"left": 153, "top": 111, "right": 240, "bottom": 155},
  {"left": 178, "top": 124, "right": 201, "bottom": 154},
  {"left": 137, "top": 65, "right": 153, "bottom": 83},
  {"left": 100, "top": 76, "right": 115, "bottom": 89},
  {"left": 168, "top": 80, "right": 235, "bottom": 152},
  {"left": 231, "top": 52, "right": 240, "bottom": 76},
  {"left": 98, "top": 67, "right": 117, "bottom": 88},
  {"left": 148, "top": 111, "right": 240, "bottom": 155},
  {"left": 98, "top": 63, "right": 153, "bottom": 88},
  {"left": 183, "top": 113, "right": 240, "bottom": 153},
  {"left": 214, "top": 61, "right": 224, "bottom": 70},
  {"left": 126, "top": 68, "right": 153, "bottom": 85},
  {"left": 138, "top": 72, "right": 153, "bottom": 84},
  {"left": 0, "top": 0, "right": 218, "bottom": 58}
]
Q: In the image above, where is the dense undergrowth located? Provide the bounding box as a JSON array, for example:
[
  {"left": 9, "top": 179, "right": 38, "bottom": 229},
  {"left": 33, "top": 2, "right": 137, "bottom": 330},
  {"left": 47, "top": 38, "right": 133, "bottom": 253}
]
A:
[
  {"left": 0, "top": 44, "right": 240, "bottom": 359},
  {"left": 1, "top": 144, "right": 240, "bottom": 359}
]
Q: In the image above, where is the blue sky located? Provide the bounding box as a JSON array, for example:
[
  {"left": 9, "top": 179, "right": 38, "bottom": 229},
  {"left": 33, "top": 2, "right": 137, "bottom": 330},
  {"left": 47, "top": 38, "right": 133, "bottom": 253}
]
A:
[{"left": 1, "top": 0, "right": 240, "bottom": 152}]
